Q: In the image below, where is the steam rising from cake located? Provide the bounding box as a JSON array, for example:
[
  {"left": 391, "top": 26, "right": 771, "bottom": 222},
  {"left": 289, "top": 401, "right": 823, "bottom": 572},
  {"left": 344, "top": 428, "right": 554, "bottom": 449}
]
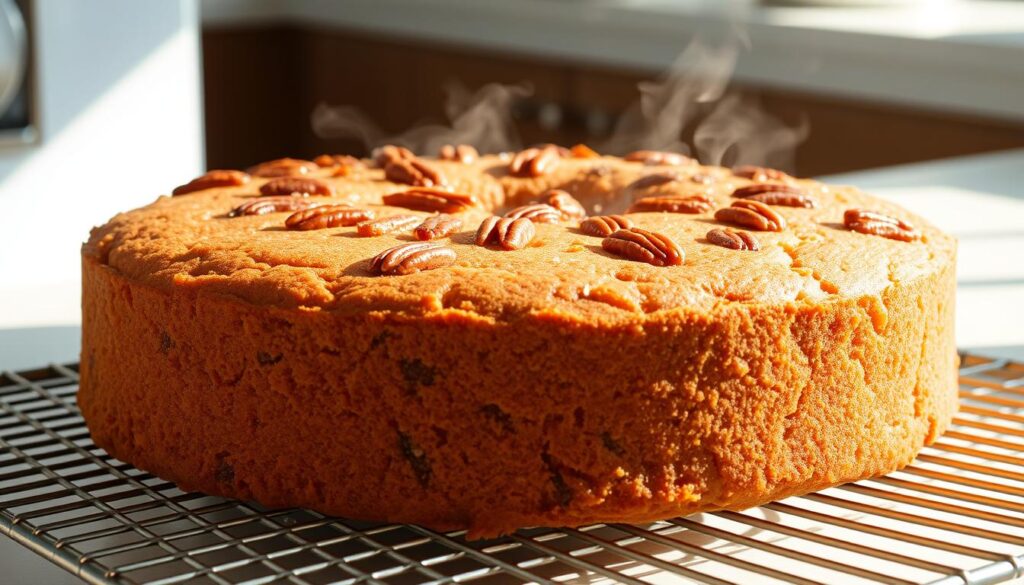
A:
[
  {"left": 310, "top": 32, "right": 807, "bottom": 170},
  {"left": 311, "top": 82, "right": 530, "bottom": 155}
]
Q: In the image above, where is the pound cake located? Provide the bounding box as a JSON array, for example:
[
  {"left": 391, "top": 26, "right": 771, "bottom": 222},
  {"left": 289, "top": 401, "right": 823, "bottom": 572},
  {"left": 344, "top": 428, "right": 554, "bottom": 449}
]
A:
[{"left": 79, "top": 145, "right": 958, "bottom": 536}]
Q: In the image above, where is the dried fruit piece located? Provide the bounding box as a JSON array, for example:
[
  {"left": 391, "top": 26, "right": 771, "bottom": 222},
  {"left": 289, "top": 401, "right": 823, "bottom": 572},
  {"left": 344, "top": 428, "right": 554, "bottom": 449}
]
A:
[
  {"left": 247, "top": 158, "right": 319, "bottom": 177},
  {"left": 733, "top": 165, "right": 790, "bottom": 182},
  {"left": 580, "top": 215, "right": 633, "bottom": 237},
  {"left": 259, "top": 177, "right": 334, "bottom": 197},
  {"left": 475, "top": 216, "right": 536, "bottom": 250},
  {"left": 414, "top": 214, "right": 462, "bottom": 241},
  {"left": 624, "top": 150, "right": 692, "bottom": 166},
  {"left": 382, "top": 188, "right": 478, "bottom": 213},
  {"left": 602, "top": 228, "right": 684, "bottom": 266},
  {"left": 629, "top": 195, "right": 712, "bottom": 214},
  {"left": 570, "top": 144, "right": 600, "bottom": 158},
  {"left": 357, "top": 214, "right": 422, "bottom": 237},
  {"left": 285, "top": 205, "right": 374, "bottom": 230},
  {"left": 844, "top": 209, "right": 921, "bottom": 242},
  {"left": 746, "top": 192, "right": 816, "bottom": 208},
  {"left": 385, "top": 158, "right": 446, "bottom": 187},
  {"left": 228, "top": 197, "right": 319, "bottom": 218},
  {"left": 707, "top": 228, "right": 760, "bottom": 251},
  {"left": 715, "top": 200, "right": 787, "bottom": 231},
  {"left": 504, "top": 203, "right": 562, "bottom": 224},
  {"left": 373, "top": 145, "right": 415, "bottom": 167},
  {"left": 542, "top": 189, "right": 586, "bottom": 221},
  {"left": 438, "top": 144, "right": 479, "bottom": 164},
  {"left": 370, "top": 242, "right": 456, "bottom": 275},
  {"left": 173, "top": 170, "right": 250, "bottom": 195},
  {"left": 732, "top": 182, "right": 803, "bottom": 199},
  {"left": 314, "top": 153, "right": 362, "bottom": 167},
  {"left": 508, "top": 146, "right": 561, "bottom": 177}
]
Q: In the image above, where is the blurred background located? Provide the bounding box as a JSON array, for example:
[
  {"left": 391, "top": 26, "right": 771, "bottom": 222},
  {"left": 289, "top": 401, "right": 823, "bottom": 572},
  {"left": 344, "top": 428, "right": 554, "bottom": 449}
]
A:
[{"left": 0, "top": 0, "right": 1023, "bottom": 363}]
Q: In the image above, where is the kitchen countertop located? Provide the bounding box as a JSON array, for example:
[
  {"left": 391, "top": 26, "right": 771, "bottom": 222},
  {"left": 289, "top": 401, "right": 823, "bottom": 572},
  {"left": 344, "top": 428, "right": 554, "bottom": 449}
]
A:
[
  {"left": 202, "top": 0, "right": 1024, "bottom": 122},
  {"left": 2, "top": 148, "right": 1024, "bottom": 581}
]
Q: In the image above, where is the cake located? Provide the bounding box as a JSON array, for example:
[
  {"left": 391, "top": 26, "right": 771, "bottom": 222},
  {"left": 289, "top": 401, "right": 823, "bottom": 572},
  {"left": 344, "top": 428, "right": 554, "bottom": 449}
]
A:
[{"left": 79, "top": 145, "right": 958, "bottom": 537}]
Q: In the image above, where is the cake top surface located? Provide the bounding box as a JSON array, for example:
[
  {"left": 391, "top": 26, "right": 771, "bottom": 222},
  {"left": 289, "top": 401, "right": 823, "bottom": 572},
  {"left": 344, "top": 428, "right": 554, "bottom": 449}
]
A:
[{"left": 83, "top": 148, "right": 955, "bottom": 325}]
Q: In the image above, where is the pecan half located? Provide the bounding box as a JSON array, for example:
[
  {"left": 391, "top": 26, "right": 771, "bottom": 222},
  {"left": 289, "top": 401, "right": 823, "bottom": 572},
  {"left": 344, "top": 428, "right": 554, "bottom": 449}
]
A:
[
  {"left": 602, "top": 228, "right": 684, "bottom": 266},
  {"left": 715, "top": 200, "right": 787, "bottom": 231},
  {"left": 439, "top": 144, "right": 479, "bottom": 164},
  {"left": 414, "top": 214, "right": 463, "bottom": 241},
  {"left": 373, "top": 145, "right": 415, "bottom": 167},
  {"left": 508, "top": 146, "right": 561, "bottom": 178},
  {"left": 629, "top": 195, "right": 712, "bottom": 214},
  {"left": 732, "top": 183, "right": 803, "bottom": 199},
  {"left": 259, "top": 177, "right": 334, "bottom": 197},
  {"left": 504, "top": 203, "right": 562, "bottom": 224},
  {"left": 624, "top": 150, "right": 692, "bottom": 166},
  {"left": 370, "top": 242, "right": 456, "bottom": 275},
  {"left": 746, "top": 192, "right": 816, "bottom": 208},
  {"left": 707, "top": 228, "right": 760, "bottom": 251},
  {"left": 357, "top": 214, "right": 422, "bottom": 237},
  {"left": 247, "top": 158, "right": 319, "bottom": 178},
  {"left": 733, "top": 165, "right": 790, "bottom": 182},
  {"left": 580, "top": 215, "right": 633, "bottom": 237},
  {"left": 285, "top": 205, "right": 374, "bottom": 230},
  {"left": 844, "top": 209, "right": 921, "bottom": 242},
  {"left": 542, "top": 189, "right": 586, "bottom": 221},
  {"left": 625, "top": 172, "right": 683, "bottom": 193},
  {"left": 475, "top": 216, "right": 536, "bottom": 250},
  {"left": 385, "top": 157, "right": 446, "bottom": 187},
  {"left": 228, "top": 197, "right": 319, "bottom": 218},
  {"left": 383, "top": 188, "right": 478, "bottom": 213},
  {"left": 173, "top": 170, "right": 250, "bottom": 195},
  {"left": 314, "top": 154, "right": 363, "bottom": 168},
  {"left": 570, "top": 144, "right": 600, "bottom": 158}
]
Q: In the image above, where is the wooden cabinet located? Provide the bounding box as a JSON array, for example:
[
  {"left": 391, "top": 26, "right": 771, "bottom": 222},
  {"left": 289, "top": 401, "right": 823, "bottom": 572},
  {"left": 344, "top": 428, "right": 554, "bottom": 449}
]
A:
[{"left": 203, "top": 25, "right": 1024, "bottom": 176}]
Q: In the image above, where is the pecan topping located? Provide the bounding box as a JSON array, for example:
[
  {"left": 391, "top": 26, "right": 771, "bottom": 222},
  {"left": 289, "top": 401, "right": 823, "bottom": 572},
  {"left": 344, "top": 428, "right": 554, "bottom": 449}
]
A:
[
  {"left": 385, "top": 157, "right": 446, "bottom": 187},
  {"left": 732, "top": 183, "right": 803, "bottom": 199},
  {"left": 570, "top": 144, "right": 600, "bottom": 158},
  {"left": 438, "top": 144, "right": 479, "bottom": 164},
  {"left": 382, "top": 188, "right": 478, "bottom": 213},
  {"left": 314, "top": 154, "right": 363, "bottom": 169},
  {"left": 844, "top": 209, "right": 921, "bottom": 242},
  {"left": 259, "top": 177, "right": 334, "bottom": 197},
  {"left": 542, "top": 189, "right": 586, "bottom": 221},
  {"left": 733, "top": 165, "right": 790, "bottom": 182},
  {"left": 173, "top": 170, "right": 250, "bottom": 195},
  {"left": 746, "top": 192, "right": 816, "bottom": 208},
  {"left": 414, "top": 214, "right": 463, "bottom": 241},
  {"left": 508, "top": 145, "right": 561, "bottom": 178},
  {"left": 475, "top": 216, "right": 536, "bottom": 250},
  {"left": 285, "top": 205, "right": 374, "bottom": 230},
  {"left": 602, "top": 228, "right": 684, "bottom": 266},
  {"left": 357, "top": 214, "right": 422, "bottom": 237},
  {"left": 624, "top": 150, "right": 692, "bottom": 166},
  {"left": 715, "top": 200, "right": 787, "bottom": 231},
  {"left": 228, "top": 197, "right": 319, "bottom": 218},
  {"left": 247, "top": 158, "right": 319, "bottom": 177},
  {"left": 504, "top": 203, "right": 562, "bottom": 224},
  {"left": 707, "top": 228, "right": 760, "bottom": 251},
  {"left": 373, "top": 145, "right": 414, "bottom": 167},
  {"left": 370, "top": 242, "right": 456, "bottom": 275},
  {"left": 629, "top": 195, "right": 712, "bottom": 214},
  {"left": 580, "top": 215, "right": 633, "bottom": 237},
  {"left": 625, "top": 172, "right": 683, "bottom": 193}
]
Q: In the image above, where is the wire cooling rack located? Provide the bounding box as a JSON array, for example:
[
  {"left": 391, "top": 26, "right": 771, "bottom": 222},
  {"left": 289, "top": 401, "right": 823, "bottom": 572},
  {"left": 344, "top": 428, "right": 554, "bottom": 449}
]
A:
[{"left": 1, "top": 356, "right": 1023, "bottom": 585}]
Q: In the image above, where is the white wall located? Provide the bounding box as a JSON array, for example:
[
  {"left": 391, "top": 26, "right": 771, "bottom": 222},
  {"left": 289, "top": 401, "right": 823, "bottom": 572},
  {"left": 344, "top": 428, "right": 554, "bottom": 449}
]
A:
[{"left": 0, "top": 0, "right": 204, "bottom": 328}]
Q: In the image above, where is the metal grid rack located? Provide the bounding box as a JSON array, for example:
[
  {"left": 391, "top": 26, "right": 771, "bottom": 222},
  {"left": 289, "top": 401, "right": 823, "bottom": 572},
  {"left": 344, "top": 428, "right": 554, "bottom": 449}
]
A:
[{"left": 2, "top": 355, "right": 1023, "bottom": 585}]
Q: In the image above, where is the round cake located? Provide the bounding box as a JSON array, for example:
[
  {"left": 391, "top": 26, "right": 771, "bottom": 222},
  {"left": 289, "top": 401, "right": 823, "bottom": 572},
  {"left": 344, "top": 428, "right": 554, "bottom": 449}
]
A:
[{"left": 79, "top": 145, "right": 958, "bottom": 537}]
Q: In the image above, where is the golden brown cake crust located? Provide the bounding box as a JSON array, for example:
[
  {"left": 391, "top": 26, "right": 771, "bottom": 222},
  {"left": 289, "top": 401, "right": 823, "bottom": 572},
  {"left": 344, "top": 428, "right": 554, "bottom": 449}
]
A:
[{"left": 79, "top": 152, "right": 958, "bottom": 536}]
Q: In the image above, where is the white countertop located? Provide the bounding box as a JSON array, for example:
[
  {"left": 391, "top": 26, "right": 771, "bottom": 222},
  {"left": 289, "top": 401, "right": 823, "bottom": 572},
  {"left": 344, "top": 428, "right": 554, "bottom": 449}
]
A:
[{"left": 202, "top": 0, "right": 1024, "bottom": 122}]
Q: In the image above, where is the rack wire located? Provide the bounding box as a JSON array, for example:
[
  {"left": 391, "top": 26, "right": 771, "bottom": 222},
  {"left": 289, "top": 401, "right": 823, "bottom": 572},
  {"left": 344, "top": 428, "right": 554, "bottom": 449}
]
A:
[{"left": 1, "top": 355, "right": 1023, "bottom": 585}]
